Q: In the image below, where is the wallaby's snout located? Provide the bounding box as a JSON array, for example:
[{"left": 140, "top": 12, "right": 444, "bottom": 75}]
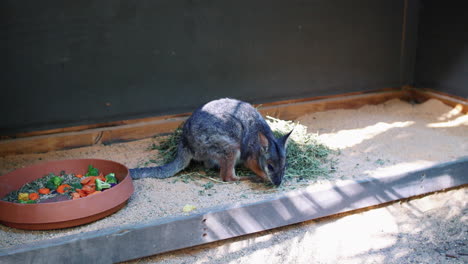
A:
[
  {"left": 271, "top": 171, "right": 284, "bottom": 186},
  {"left": 257, "top": 130, "right": 292, "bottom": 186}
]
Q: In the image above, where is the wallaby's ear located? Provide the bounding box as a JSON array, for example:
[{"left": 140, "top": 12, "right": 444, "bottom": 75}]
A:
[
  {"left": 258, "top": 132, "right": 269, "bottom": 148},
  {"left": 279, "top": 130, "right": 293, "bottom": 147}
]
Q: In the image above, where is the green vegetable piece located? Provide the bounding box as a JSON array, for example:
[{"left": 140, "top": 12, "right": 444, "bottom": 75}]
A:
[
  {"left": 54, "top": 176, "right": 63, "bottom": 186},
  {"left": 46, "top": 180, "right": 58, "bottom": 190},
  {"left": 19, "top": 200, "right": 36, "bottom": 204},
  {"left": 70, "top": 182, "right": 82, "bottom": 190},
  {"left": 45, "top": 176, "right": 63, "bottom": 190},
  {"left": 105, "top": 173, "right": 118, "bottom": 184},
  {"left": 51, "top": 176, "right": 63, "bottom": 187},
  {"left": 85, "top": 165, "right": 99, "bottom": 176},
  {"left": 95, "top": 179, "right": 111, "bottom": 191},
  {"left": 46, "top": 176, "right": 63, "bottom": 190}
]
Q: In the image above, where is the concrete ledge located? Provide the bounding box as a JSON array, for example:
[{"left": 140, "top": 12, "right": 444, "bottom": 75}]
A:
[{"left": 1, "top": 157, "right": 467, "bottom": 264}]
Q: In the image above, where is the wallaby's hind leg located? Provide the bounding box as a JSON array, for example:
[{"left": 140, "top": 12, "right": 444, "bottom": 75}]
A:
[{"left": 218, "top": 150, "right": 240, "bottom": 182}]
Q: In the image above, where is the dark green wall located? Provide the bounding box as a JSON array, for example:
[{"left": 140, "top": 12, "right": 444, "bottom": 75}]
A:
[{"left": 2, "top": 0, "right": 406, "bottom": 135}]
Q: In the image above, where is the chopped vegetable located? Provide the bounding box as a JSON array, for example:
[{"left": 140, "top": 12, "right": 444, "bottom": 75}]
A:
[
  {"left": 28, "top": 193, "right": 39, "bottom": 200},
  {"left": 38, "top": 188, "right": 50, "bottom": 195},
  {"left": 19, "top": 200, "right": 36, "bottom": 204},
  {"left": 56, "top": 184, "right": 72, "bottom": 194},
  {"left": 80, "top": 176, "right": 96, "bottom": 186},
  {"left": 2, "top": 165, "right": 118, "bottom": 203},
  {"left": 97, "top": 174, "right": 106, "bottom": 182},
  {"left": 51, "top": 176, "right": 64, "bottom": 187},
  {"left": 45, "top": 181, "right": 57, "bottom": 190},
  {"left": 18, "top": 193, "right": 29, "bottom": 202},
  {"left": 85, "top": 165, "right": 99, "bottom": 176},
  {"left": 76, "top": 189, "right": 87, "bottom": 198},
  {"left": 105, "top": 173, "right": 118, "bottom": 184},
  {"left": 95, "top": 179, "right": 111, "bottom": 191},
  {"left": 81, "top": 184, "right": 96, "bottom": 194},
  {"left": 46, "top": 176, "right": 64, "bottom": 190},
  {"left": 70, "top": 182, "right": 82, "bottom": 190},
  {"left": 71, "top": 192, "right": 81, "bottom": 200}
]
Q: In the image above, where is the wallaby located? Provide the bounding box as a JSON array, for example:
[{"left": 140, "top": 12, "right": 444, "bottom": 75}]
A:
[{"left": 129, "top": 98, "right": 292, "bottom": 186}]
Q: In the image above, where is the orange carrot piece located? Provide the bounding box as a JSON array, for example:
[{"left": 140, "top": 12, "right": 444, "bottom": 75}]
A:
[
  {"left": 71, "top": 192, "right": 81, "bottom": 200},
  {"left": 75, "top": 174, "right": 83, "bottom": 178},
  {"left": 56, "top": 184, "right": 72, "bottom": 194},
  {"left": 29, "top": 193, "right": 39, "bottom": 200},
  {"left": 80, "top": 177, "right": 92, "bottom": 185},
  {"left": 88, "top": 191, "right": 102, "bottom": 196},
  {"left": 38, "top": 188, "right": 50, "bottom": 195},
  {"left": 81, "top": 176, "right": 96, "bottom": 186},
  {"left": 82, "top": 184, "right": 96, "bottom": 194},
  {"left": 77, "top": 189, "right": 87, "bottom": 198}
]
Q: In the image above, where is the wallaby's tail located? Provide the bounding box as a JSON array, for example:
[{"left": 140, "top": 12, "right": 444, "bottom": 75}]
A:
[{"left": 129, "top": 144, "right": 192, "bottom": 179}]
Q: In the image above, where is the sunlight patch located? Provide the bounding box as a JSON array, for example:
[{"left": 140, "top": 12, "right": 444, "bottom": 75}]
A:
[
  {"left": 318, "top": 121, "right": 414, "bottom": 149},
  {"left": 437, "top": 103, "right": 464, "bottom": 121},
  {"left": 428, "top": 114, "right": 468, "bottom": 128},
  {"left": 364, "top": 160, "right": 437, "bottom": 177}
]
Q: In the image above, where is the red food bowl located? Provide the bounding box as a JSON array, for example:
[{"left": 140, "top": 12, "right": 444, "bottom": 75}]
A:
[{"left": 0, "top": 159, "right": 133, "bottom": 230}]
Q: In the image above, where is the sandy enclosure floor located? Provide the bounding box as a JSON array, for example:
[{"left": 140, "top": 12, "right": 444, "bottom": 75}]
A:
[
  {"left": 0, "top": 98, "right": 467, "bottom": 249},
  {"left": 122, "top": 188, "right": 468, "bottom": 264}
]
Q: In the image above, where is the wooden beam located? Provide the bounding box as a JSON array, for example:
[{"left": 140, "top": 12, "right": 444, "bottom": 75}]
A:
[
  {"left": 2, "top": 113, "right": 191, "bottom": 140},
  {"left": 258, "top": 89, "right": 407, "bottom": 120},
  {"left": 0, "top": 89, "right": 407, "bottom": 156},
  {"left": 0, "top": 117, "right": 186, "bottom": 156},
  {"left": 1, "top": 157, "right": 467, "bottom": 264},
  {"left": 1, "top": 87, "right": 465, "bottom": 156},
  {"left": 407, "top": 87, "right": 468, "bottom": 113}
]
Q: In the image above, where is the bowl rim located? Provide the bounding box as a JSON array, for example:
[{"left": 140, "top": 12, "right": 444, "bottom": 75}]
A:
[{"left": 0, "top": 158, "right": 134, "bottom": 228}]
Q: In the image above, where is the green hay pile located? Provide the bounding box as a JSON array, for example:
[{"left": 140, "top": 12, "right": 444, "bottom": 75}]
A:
[
  {"left": 266, "top": 116, "right": 336, "bottom": 180},
  {"left": 149, "top": 116, "right": 336, "bottom": 182}
]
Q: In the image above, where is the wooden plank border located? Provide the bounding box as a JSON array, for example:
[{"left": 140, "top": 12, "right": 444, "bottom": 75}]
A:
[
  {"left": 0, "top": 88, "right": 400, "bottom": 141},
  {"left": 407, "top": 87, "right": 468, "bottom": 113},
  {"left": 1, "top": 87, "right": 465, "bottom": 156},
  {"left": 0, "top": 116, "right": 187, "bottom": 157},
  {"left": 0, "top": 88, "right": 408, "bottom": 156},
  {"left": 1, "top": 157, "right": 467, "bottom": 264}
]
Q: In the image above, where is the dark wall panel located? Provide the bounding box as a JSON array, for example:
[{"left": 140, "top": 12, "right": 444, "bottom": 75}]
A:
[
  {"left": 415, "top": 0, "right": 468, "bottom": 98},
  {"left": 1, "top": 0, "right": 404, "bottom": 134}
]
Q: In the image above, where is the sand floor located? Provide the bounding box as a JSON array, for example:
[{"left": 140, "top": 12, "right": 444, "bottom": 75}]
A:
[
  {"left": 122, "top": 188, "right": 467, "bottom": 264},
  {"left": 0, "top": 98, "right": 467, "bottom": 259}
]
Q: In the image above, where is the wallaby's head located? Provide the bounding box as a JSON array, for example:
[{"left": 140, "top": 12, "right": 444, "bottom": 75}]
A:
[{"left": 257, "top": 130, "right": 292, "bottom": 186}]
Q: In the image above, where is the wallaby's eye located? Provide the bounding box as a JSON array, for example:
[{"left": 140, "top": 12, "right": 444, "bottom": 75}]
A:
[{"left": 268, "top": 164, "right": 274, "bottom": 172}]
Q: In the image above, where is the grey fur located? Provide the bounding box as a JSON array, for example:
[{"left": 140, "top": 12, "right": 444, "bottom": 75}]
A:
[{"left": 129, "top": 98, "right": 291, "bottom": 186}]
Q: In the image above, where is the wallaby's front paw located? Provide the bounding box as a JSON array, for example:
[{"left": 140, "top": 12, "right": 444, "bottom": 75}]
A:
[
  {"left": 221, "top": 173, "right": 239, "bottom": 182},
  {"left": 223, "top": 174, "right": 252, "bottom": 182}
]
